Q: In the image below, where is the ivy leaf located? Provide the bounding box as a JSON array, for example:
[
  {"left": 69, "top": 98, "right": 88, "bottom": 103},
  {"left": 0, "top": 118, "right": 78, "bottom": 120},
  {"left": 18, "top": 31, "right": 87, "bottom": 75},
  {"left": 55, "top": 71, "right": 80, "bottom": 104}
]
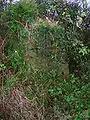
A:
[
  {"left": 75, "top": 115, "right": 83, "bottom": 120},
  {"left": 4, "top": 66, "right": 6, "bottom": 69},
  {"left": 0, "top": 67, "right": 2, "bottom": 71},
  {"left": 66, "top": 96, "right": 71, "bottom": 102},
  {"left": 88, "top": 109, "right": 90, "bottom": 116}
]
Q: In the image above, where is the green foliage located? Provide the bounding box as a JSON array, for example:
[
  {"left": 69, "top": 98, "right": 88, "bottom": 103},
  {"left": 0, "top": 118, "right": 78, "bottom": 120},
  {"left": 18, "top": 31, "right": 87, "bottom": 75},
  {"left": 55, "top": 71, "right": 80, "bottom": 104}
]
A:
[
  {"left": 23, "top": 65, "right": 90, "bottom": 119},
  {"left": 38, "top": 3, "right": 47, "bottom": 17},
  {"left": 0, "top": 63, "right": 7, "bottom": 71},
  {"left": 0, "top": 1, "right": 38, "bottom": 72},
  {"left": 6, "top": 1, "right": 38, "bottom": 23},
  {"left": 48, "top": 73, "right": 90, "bottom": 119},
  {"left": 4, "top": 76, "right": 18, "bottom": 93},
  {"left": 0, "top": 0, "right": 90, "bottom": 119},
  {"left": 34, "top": 21, "right": 89, "bottom": 77},
  {"left": 36, "top": 23, "right": 65, "bottom": 59},
  {"left": 30, "top": 16, "right": 90, "bottom": 119}
]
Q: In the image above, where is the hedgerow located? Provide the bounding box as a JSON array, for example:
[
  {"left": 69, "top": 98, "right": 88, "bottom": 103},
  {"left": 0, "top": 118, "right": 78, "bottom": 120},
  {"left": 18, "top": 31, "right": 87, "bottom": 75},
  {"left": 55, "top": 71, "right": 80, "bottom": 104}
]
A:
[{"left": 0, "top": 0, "right": 90, "bottom": 120}]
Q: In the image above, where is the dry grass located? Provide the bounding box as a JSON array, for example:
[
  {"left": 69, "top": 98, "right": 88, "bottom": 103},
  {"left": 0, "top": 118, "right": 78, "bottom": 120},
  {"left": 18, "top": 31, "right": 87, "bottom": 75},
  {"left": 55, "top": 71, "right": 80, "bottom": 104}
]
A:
[{"left": 0, "top": 88, "right": 41, "bottom": 120}]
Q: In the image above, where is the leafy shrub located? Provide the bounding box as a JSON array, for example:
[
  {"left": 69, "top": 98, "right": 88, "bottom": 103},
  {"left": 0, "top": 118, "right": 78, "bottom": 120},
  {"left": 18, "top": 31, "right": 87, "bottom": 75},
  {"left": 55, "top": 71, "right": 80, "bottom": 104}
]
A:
[
  {"left": 0, "top": 0, "right": 90, "bottom": 120},
  {"left": 0, "top": 1, "right": 38, "bottom": 72},
  {"left": 5, "top": 1, "right": 38, "bottom": 23},
  {"left": 28, "top": 14, "right": 90, "bottom": 119}
]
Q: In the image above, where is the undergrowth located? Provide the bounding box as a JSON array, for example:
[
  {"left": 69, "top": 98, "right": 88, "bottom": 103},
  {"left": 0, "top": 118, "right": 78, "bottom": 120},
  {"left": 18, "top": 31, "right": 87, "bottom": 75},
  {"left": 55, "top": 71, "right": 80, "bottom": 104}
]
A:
[{"left": 0, "top": 0, "right": 90, "bottom": 120}]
